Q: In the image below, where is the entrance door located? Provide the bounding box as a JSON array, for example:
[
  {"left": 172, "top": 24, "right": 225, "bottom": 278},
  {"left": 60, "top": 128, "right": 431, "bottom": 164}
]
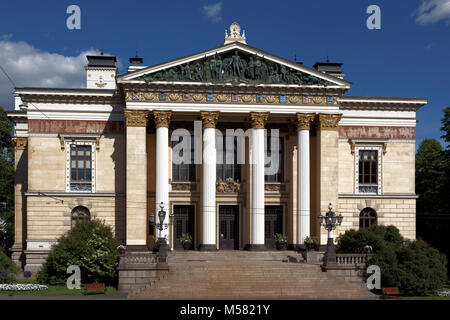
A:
[
  {"left": 173, "top": 205, "right": 195, "bottom": 250},
  {"left": 219, "top": 205, "right": 239, "bottom": 250},
  {"left": 265, "top": 205, "right": 283, "bottom": 249}
]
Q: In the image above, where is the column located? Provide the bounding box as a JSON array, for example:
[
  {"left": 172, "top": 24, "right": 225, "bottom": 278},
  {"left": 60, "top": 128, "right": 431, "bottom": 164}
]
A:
[
  {"left": 124, "top": 110, "right": 149, "bottom": 247},
  {"left": 296, "top": 113, "right": 315, "bottom": 247},
  {"left": 316, "top": 113, "right": 342, "bottom": 245},
  {"left": 246, "top": 112, "right": 269, "bottom": 250},
  {"left": 153, "top": 111, "right": 172, "bottom": 245},
  {"left": 11, "top": 137, "right": 28, "bottom": 268},
  {"left": 199, "top": 111, "right": 219, "bottom": 251}
]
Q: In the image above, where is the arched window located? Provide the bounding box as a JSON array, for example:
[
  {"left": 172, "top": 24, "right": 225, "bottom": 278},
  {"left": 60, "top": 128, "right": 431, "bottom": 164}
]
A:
[
  {"left": 71, "top": 206, "right": 91, "bottom": 228},
  {"left": 359, "top": 207, "right": 377, "bottom": 229}
]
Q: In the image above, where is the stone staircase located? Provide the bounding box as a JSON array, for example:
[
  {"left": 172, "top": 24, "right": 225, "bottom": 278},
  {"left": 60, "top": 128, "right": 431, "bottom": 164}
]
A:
[{"left": 129, "top": 251, "right": 377, "bottom": 299}]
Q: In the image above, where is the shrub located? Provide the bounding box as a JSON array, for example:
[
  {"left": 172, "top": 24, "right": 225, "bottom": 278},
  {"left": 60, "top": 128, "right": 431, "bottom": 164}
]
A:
[
  {"left": 0, "top": 251, "right": 17, "bottom": 283},
  {"left": 37, "top": 219, "right": 120, "bottom": 286},
  {"left": 371, "top": 239, "right": 447, "bottom": 296},
  {"left": 336, "top": 225, "right": 403, "bottom": 253},
  {"left": 337, "top": 226, "right": 448, "bottom": 296}
]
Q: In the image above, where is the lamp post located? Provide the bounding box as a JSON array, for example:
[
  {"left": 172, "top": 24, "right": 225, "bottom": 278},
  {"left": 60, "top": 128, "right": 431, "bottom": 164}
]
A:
[
  {"left": 318, "top": 203, "right": 343, "bottom": 267},
  {"left": 154, "top": 202, "right": 174, "bottom": 254}
]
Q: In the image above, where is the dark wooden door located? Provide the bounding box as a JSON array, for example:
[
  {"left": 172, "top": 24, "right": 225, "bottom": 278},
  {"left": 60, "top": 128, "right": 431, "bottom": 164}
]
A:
[
  {"left": 219, "top": 205, "right": 239, "bottom": 250},
  {"left": 265, "top": 205, "right": 283, "bottom": 249},
  {"left": 173, "top": 205, "right": 195, "bottom": 250}
]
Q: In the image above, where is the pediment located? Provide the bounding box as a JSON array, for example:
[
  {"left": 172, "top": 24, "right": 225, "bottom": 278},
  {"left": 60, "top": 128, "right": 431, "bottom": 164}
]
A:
[{"left": 118, "top": 42, "right": 350, "bottom": 87}]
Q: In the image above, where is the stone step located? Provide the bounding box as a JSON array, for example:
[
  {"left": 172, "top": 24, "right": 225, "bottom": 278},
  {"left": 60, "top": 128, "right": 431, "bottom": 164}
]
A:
[{"left": 130, "top": 251, "right": 375, "bottom": 299}]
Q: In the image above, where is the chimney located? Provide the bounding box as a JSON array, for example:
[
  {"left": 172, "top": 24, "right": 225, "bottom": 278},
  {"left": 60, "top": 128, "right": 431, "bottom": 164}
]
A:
[
  {"left": 313, "top": 62, "right": 344, "bottom": 79},
  {"left": 85, "top": 55, "right": 117, "bottom": 89},
  {"left": 128, "top": 55, "right": 145, "bottom": 72}
]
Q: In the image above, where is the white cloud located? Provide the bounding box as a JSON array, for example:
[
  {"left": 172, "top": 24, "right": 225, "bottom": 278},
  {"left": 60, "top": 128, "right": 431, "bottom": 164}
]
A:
[
  {"left": 0, "top": 38, "right": 106, "bottom": 109},
  {"left": 202, "top": 2, "right": 222, "bottom": 23},
  {"left": 415, "top": 0, "right": 450, "bottom": 24}
]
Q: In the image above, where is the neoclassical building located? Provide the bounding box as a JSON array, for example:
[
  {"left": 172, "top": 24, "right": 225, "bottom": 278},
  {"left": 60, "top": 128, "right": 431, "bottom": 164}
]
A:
[{"left": 7, "top": 23, "right": 426, "bottom": 271}]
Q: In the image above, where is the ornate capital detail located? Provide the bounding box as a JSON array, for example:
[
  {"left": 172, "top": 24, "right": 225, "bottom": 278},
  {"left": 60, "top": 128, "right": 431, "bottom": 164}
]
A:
[
  {"left": 12, "top": 137, "right": 28, "bottom": 150},
  {"left": 295, "top": 113, "right": 315, "bottom": 131},
  {"left": 249, "top": 112, "right": 269, "bottom": 129},
  {"left": 200, "top": 111, "right": 219, "bottom": 128},
  {"left": 153, "top": 111, "right": 172, "bottom": 128},
  {"left": 318, "top": 114, "right": 342, "bottom": 131},
  {"left": 124, "top": 110, "right": 149, "bottom": 127}
]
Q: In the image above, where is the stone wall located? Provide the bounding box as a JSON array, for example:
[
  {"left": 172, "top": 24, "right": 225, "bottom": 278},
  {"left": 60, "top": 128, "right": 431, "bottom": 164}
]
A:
[{"left": 337, "top": 197, "right": 416, "bottom": 240}]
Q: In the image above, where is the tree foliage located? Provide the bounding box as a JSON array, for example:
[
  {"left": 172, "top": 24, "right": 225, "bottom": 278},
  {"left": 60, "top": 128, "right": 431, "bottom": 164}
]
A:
[
  {"left": 0, "top": 106, "right": 14, "bottom": 254},
  {"left": 37, "top": 219, "right": 120, "bottom": 286},
  {"left": 337, "top": 226, "right": 447, "bottom": 296}
]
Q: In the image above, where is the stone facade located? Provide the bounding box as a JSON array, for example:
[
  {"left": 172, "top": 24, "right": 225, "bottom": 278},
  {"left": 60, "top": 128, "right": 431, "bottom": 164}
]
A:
[{"left": 6, "top": 28, "right": 426, "bottom": 271}]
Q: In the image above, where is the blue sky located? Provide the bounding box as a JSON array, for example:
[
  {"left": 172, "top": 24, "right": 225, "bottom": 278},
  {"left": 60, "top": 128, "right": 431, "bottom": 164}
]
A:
[{"left": 0, "top": 0, "right": 449, "bottom": 146}]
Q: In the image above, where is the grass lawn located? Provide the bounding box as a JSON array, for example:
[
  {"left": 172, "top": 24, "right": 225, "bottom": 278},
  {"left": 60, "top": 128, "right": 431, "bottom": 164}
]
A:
[
  {"left": 0, "top": 280, "right": 117, "bottom": 296},
  {"left": 409, "top": 285, "right": 450, "bottom": 300}
]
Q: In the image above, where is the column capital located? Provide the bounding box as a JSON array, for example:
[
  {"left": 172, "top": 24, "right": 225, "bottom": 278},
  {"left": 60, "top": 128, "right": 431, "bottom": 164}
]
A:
[
  {"left": 153, "top": 110, "right": 172, "bottom": 128},
  {"left": 249, "top": 112, "right": 269, "bottom": 129},
  {"left": 200, "top": 111, "right": 219, "bottom": 128},
  {"left": 12, "top": 137, "right": 28, "bottom": 150},
  {"left": 295, "top": 113, "right": 315, "bottom": 131},
  {"left": 318, "top": 113, "right": 342, "bottom": 131},
  {"left": 124, "top": 110, "right": 149, "bottom": 127}
]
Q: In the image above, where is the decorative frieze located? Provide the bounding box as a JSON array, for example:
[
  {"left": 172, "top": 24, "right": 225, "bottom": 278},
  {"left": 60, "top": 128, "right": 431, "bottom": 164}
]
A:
[
  {"left": 28, "top": 119, "right": 124, "bottom": 134},
  {"left": 12, "top": 137, "right": 28, "bottom": 150},
  {"left": 249, "top": 112, "right": 269, "bottom": 129},
  {"left": 216, "top": 178, "right": 241, "bottom": 193},
  {"left": 340, "top": 126, "right": 415, "bottom": 140},
  {"left": 295, "top": 113, "right": 315, "bottom": 131},
  {"left": 124, "top": 110, "right": 149, "bottom": 127},
  {"left": 171, "top": 182, "right": 197, "bottom": 192},
  {"left": 200, "top": 111, "right": 219, "bottom": 128},
  {"left": 153, "top": 110, "right": 172, "bottom": 128},
  {"left": 318, "top": 114, "right": 342, "bottom": 130},
  {"left": 124, "top": 90, "right": 337, "bottom": 106}
]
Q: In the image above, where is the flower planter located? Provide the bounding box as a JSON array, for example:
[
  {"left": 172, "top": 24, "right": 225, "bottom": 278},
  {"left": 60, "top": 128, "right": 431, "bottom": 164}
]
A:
[
  {"left": 276, "top": 241, "right": 287, "bottom": 250},
  {"left": 182, "top": 240, "right": 193, "bottom": 250}
]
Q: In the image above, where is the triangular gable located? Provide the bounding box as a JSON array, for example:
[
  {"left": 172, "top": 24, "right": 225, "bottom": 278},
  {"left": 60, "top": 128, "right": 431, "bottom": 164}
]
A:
[{"left": 118, "top": 42, "right": 350, "bottom": 87}]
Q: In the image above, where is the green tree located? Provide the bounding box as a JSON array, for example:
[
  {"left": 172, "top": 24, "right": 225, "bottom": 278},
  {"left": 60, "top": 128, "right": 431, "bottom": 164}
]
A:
[
  {"left": 37, "top": 219, "right": 120, "bottom": 286},
  {"left": 415, "top": 139, "right": 445, "bottom": 214},
  {"left": 440, "top": 107, "right": 450, "bottom": 214},
  {"left": 0, "top": 106, "right": 14, "bottom": 254}
]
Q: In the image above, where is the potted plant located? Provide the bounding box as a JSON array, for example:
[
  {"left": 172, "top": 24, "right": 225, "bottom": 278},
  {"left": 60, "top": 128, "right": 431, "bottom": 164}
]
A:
[
  {"left": 304, "top": 236, "right": 318, "bottom": 251},
  {"left": 180, "top": 233, "right": 193, "bottom": 250},
  {"left": 275, "top": 233, "right": 288, "bottom": 250}
]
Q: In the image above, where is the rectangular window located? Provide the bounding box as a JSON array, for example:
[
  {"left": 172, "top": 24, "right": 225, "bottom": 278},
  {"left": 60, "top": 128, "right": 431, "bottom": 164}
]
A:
[
  {"left": 70, "top": 145, "right": 93, "bottom": 192},
  {"left": 265, "top": 136, "right": 284, "bottom": 182},
  {"left": 172, "top": 135, "right": 196, "bottom": 182},
  {"left": 216, "top": 135, "right": 242, "bottom": 182},
  {"left": 358, "top": 150, "right": 378, "bottom": 193}
]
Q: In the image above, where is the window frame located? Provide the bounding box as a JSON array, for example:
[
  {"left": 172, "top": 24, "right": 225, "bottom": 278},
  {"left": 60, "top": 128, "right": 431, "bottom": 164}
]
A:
[
  {"left": 65, "top": 140, "right": 96, "bottom": 193},
  {"left": 171, "top": 135, "right": 196, "bottom": 182},
  {"left": 359, "top": 207, "right": 378, "bottom": 229},
  {"left": 354, "top": 145, "right": 382, "bottom": 195},
  {"left": 264, "top": 134, "right": 285, "bottom": 183},
  {"left": 216, "top": 135, "right": 242, "bottom": 182}
]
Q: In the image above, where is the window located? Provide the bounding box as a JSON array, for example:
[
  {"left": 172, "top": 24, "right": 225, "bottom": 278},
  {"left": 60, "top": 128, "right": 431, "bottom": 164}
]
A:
[
  {"left": 71, "top": 206, "right": 91, "bottom": 228},
  {"left": 265, "top": 136, "right": 284, "bottom": 182},
  {"left": 358, "top": 150, "right": 378, "bottom": 193},
  {"left": 172, "top": 135, "right": 196, "bottom": 182},
  {"left": 70, "top": 145, "right": 92, "bottom": 192},
  {"left": 65, "top": 140, "right": 96, "bottom": 193},
  {"left": 216, "top": 136, "right": 242, "bottom": 182},
  {"left": 359, "top": 207, "right": 377, "bottom": 229}
]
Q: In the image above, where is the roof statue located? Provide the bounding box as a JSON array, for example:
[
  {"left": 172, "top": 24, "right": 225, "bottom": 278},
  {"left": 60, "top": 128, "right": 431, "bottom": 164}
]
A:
[{"left": 224, "top": 22, "right": 247, "bottom": 45}]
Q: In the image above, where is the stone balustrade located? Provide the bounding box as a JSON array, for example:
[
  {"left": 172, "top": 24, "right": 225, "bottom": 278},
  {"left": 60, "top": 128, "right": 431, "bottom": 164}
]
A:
[{"left": 336, "top": 254, "right": 372, "bottom": 267}]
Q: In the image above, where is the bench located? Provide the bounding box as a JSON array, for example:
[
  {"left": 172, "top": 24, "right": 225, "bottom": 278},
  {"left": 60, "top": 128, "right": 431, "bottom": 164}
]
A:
[
  {"left": 382, "top": 287, "right": 401, "bottom": 296},
  {"left": 83, "top": 283, "right": 106, "bottom": 295}
]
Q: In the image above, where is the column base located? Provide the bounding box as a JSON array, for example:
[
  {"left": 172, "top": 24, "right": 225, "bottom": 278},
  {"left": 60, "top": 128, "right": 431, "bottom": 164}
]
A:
[
  {"left": 244, "top": 244, "right": 266, "bottom": 251},
  {"left": 198, "top": 244, "right": 217, "bottom": 251}
]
